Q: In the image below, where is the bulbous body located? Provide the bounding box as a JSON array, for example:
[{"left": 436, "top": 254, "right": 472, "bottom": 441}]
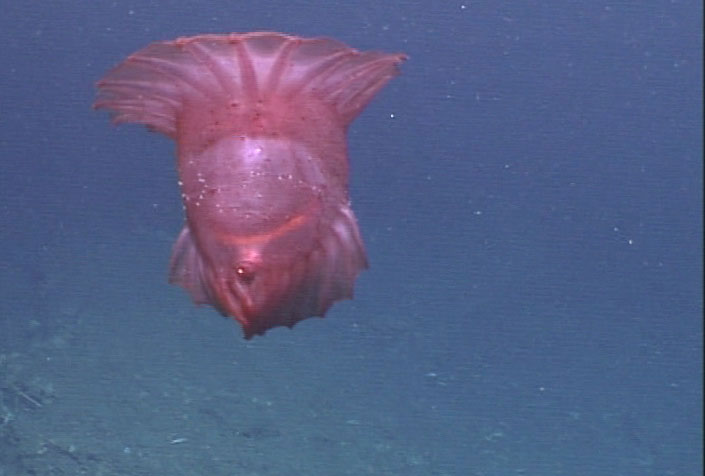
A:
[{"left": 95, "top": 32, "right": 405, "bottom": 338}]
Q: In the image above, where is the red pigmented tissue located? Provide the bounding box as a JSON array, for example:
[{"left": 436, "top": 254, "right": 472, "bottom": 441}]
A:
[{"left": 95, "top": 32, "right": 406, "bottom": 338}]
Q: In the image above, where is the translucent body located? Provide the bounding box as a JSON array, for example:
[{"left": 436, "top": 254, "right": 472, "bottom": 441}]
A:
[{"left": 95, "top": 32, "right": 405, "bottom": 338}]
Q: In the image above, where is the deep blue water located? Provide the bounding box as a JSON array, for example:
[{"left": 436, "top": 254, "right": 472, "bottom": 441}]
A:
[{"left": 0, "top": 1, "right": 701, "bottom": 475}]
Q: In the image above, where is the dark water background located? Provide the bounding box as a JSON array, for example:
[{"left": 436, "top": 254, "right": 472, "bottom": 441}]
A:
[{"left": 1, "top": 1, "right": 701, "bottom": 474}]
